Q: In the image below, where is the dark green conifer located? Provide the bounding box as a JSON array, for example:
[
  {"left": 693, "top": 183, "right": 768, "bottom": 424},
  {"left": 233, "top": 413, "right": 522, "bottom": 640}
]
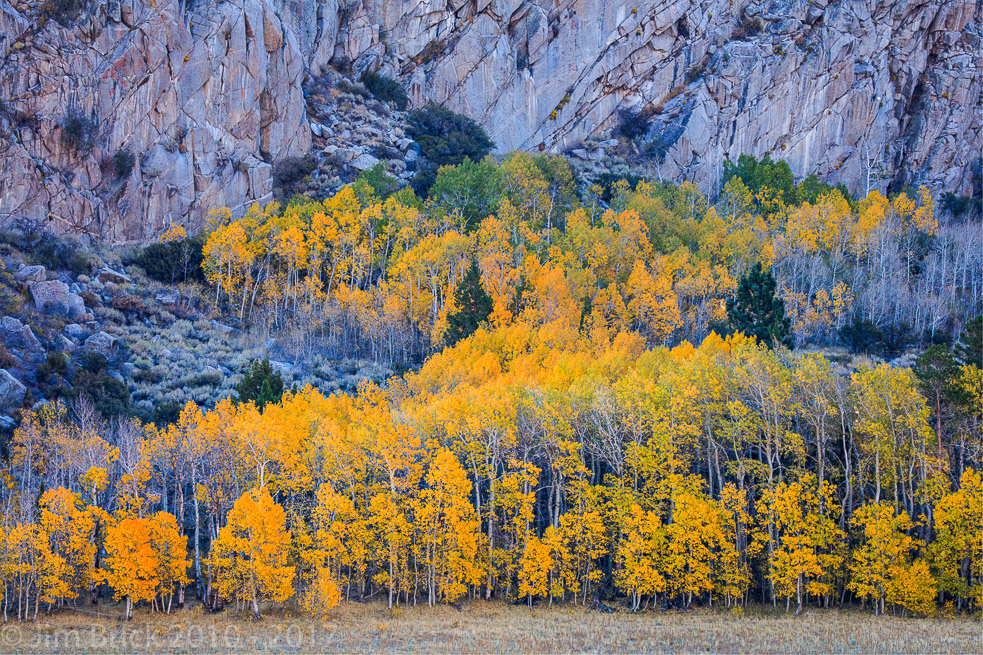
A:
[
  {"left": 726, "top": 262, "right": 792, "bottom": 349},
  {"left": 234, "top": 357, "right": 284, "bottom": 410},
  {"left": 445, "top": 261, "right": 493, "bottom": 346},
  {"left": 954, "top": 315, "right": 982, "bottom": 368}
]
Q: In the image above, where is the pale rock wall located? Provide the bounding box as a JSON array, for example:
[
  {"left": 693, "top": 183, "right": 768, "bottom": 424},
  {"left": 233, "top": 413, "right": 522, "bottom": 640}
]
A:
[
  {"left": 313, "top": 0, "right": 979, "bottom": 196},
  {"left": 0, "top": 0, "right": 310, "bottom": 242},
  {"left": 1, "top": 0, "right": 978, "bottom": 243}
]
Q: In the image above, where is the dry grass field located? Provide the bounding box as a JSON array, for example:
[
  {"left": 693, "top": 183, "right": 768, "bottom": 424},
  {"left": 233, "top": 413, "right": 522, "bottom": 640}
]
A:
[{"left": 0, "top": 601, "right": 979, "bottom": 654}]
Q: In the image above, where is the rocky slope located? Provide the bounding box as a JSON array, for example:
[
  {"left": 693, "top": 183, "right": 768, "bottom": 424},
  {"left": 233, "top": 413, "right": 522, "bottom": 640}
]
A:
[
  {"left": 1, "top": 0, "right": 979, "bottom": 242},
  {"left": 0, "top": 237, "right": 392, "bottom": 430}
]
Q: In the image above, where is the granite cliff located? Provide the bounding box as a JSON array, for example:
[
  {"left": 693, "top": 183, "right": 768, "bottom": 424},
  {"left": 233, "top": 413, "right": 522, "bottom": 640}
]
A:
[
  {"left": 1, "top": 0, "right": 310, "bottom": 241},
  {"left": 314, "top": 0, "right": 979, "bottom": 196},
  {"left": 1, "top": 0, "right": 979, "bottom": 241}
]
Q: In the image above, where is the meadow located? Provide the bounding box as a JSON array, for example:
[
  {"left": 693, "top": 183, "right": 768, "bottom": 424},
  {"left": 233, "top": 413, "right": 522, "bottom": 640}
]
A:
[{"left": 3, "top": 601, "right": 979, "bottom": 654}]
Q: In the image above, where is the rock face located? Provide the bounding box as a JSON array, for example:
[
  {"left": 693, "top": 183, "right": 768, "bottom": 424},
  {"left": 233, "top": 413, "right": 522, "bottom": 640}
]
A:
[
  {"left": 318, "top": 0, "right": 979, "bottom": 196},
  {"left": 1, "top": 0, "right": 978, "bottom": 243},
  {"left": 0, "top": 0, "right": 310, "bottom": 242}
]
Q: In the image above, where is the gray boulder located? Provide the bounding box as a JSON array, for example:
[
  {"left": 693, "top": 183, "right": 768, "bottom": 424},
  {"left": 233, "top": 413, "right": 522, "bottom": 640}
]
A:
[
  {"left": 84, "top": 331, "right": 120, "bottom": 361},
  {"left": 14, "top": 265, "right": 46, "bottom": 283},
  {"left": 97, "top": 267, "right": 133, "bottom": 284},
  {"left": 55, "top": 334, "right": 78, "bottom": 353},
  {"left": 0, "top": 370, "right": 26, "bottom": 413},
  {"left": 155, "top": 289, "right": 181, "bottom": 305},
  {"left": 349, "top": 153, "right": 380, "bottom": 171},
  {"left": 270, "top": 360, "right": 298, "bottom": 377},
  {"left": 0, "top": 317, "right": 42, "bottom": 355},
  {"left": 28, "top": 280, "right": 85, "bottom": 318},
  {"left": 63, "top": 323, "right": 88, "bottom": 342},
  {"left": 210, "top": 320, "right": 235, "bottom": 335}
]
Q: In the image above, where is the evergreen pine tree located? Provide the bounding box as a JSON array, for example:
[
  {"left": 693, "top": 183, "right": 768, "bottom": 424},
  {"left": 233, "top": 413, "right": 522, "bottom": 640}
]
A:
[
  {"left": 508, "top": 274, "right": 532, "bottom": 318},
  {"left": 915, "top": 344, "right": 967, "bottom": 443},
  {"left": 726, "top": 262, "right": 793, "bottom": 349},
  {"left": 235, "top": 357, "right": 285, "bottom": 410},
  {"left": 445, "top": 261, "right": 493, "bottom": 346},
  {"left": 838, "top": 317, "right": 883, "bottom": 354},
  {"left": 954, "top": 315, "right": 982, "bottom": 368}
]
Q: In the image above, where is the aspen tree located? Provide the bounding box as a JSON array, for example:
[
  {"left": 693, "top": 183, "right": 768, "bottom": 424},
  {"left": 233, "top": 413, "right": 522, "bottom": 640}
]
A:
[{"left": 210, "top": 487, "right": 295, "bottom": 618}]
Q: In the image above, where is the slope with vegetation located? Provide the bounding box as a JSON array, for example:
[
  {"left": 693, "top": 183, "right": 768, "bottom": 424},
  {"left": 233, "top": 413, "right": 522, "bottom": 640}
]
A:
[
  {"left": 0, "top": 149, "right": 978, "bottom": 623},
  {"left": 0, "top": 222, "right": 392, "bottom": 431},
  {"left": 200, "top": 153, "right": 979, "bottom": 367},
  {"left": 3, "top": 320, "right": 981, "bottom": 619}
]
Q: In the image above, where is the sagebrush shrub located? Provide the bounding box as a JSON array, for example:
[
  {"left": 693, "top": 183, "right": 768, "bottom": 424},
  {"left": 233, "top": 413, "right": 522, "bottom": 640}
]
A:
[
  {"left": 110, "top": 293, "right": 146, "bottom": 315},
  {"left": 31, "top": 234, "right": 93, "bottom": 275},
  {"left": 616, "top": 109, "right": 651, "bottom": 140},
  {"left": 113, "top": 148, "right": 135, "bottom": 179},
  {"left": 361, "top": 71, "right": 409, "bottom": 110},
  {"left": 0, "top": 346, "right": 20, "bottom": 370},
  {"left": 60, "top": 107, "right": 98, "bottom": 154},
  {"left": 72, "top": 369, "right": 132, "bottom": 417},
  {"left": 405, "top": 104, "right": 493, "bottom": 195},
  {"left": 37, "top": 351, "right": 69, "bottom": 383},
  {"left": 273, "top": 156, "right": 316, "bottom": 197},
  {"left": 133, "top": 238, "right": 204, "bottom": 284},
  {"left": 732, "top": 15, "right": 762, "bottom": 40},
  {"left": 405, "top": 104, "right": 494, "bottom": 169},
  {"left": 41, "top": 0, "right": 86, "bottom": 24}
]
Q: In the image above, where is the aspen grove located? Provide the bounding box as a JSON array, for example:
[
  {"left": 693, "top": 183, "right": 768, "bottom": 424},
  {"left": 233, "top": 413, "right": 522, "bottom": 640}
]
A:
[
  {"left": 1, "top": 155, "right": 981, "bottom": 620},
  {"left": 4, "top": 332, "right": 981, "bottom": 619}
]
